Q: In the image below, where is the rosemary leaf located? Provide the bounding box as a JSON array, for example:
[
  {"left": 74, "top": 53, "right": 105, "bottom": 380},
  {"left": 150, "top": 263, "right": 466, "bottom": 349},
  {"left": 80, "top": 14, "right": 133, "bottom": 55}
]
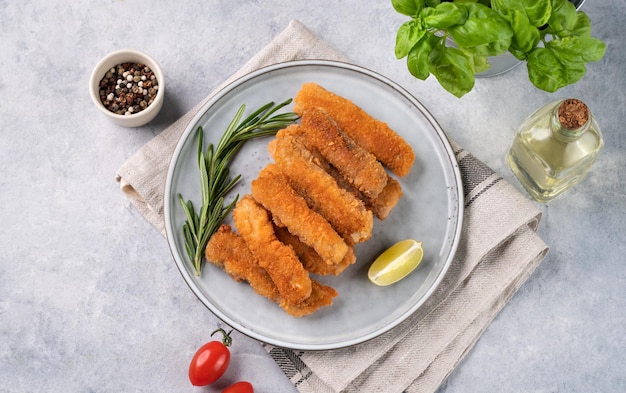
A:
[
  {"left": 182, "top": 223, "right": 195, "bottom": 261},
  {"left": 178, "top": 99, "right": 298, "bottom": 276}
]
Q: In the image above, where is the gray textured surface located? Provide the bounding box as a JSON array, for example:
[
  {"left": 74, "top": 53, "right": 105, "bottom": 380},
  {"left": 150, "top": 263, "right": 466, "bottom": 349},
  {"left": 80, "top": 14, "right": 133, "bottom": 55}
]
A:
[{"left": 1, "top": 1, "right": 624, "bottom": 392}]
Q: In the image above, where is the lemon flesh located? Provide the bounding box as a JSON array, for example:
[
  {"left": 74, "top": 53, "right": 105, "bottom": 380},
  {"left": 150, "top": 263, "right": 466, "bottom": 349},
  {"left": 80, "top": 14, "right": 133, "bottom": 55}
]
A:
[{"left": 368, "top": 239, "right": 424, "bottom": 286}]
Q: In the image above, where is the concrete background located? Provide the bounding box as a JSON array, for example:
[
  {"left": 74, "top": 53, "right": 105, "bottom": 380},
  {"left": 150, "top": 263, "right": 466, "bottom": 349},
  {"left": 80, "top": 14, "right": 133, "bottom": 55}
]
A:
[{"left": 1, "top": 1, "right": 624, "bottom": 392}]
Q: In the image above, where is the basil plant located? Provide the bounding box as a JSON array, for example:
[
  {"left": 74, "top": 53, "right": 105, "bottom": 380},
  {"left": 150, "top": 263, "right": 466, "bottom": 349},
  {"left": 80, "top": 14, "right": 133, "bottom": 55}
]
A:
[{"left": 393, "top": 0, "right": 606, "bottom": 97}]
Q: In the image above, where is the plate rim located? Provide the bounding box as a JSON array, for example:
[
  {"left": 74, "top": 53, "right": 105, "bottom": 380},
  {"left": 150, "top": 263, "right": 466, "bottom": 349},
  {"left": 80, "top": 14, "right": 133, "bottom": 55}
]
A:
[{"left": 163, "top": 59, "right": 464, "bottom": 350}]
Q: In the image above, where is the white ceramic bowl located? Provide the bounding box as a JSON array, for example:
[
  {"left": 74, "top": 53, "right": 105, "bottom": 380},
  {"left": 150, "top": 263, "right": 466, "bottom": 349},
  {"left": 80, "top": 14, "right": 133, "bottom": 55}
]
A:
[{"left": 89, "top": 49, "right": 165, "bottom": 127}]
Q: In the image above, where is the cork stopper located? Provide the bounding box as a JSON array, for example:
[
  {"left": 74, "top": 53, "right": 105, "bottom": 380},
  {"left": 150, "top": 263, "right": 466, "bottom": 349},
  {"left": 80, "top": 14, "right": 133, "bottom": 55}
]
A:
[{"left": 558, "top": 99, "right": 589, "bottom": 130}]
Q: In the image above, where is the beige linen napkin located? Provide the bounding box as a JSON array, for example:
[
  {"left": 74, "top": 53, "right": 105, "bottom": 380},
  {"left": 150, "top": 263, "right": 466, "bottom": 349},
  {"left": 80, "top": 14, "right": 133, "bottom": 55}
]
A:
[{"left": 116, "top": 20, "right": 548, "bottom": 393}]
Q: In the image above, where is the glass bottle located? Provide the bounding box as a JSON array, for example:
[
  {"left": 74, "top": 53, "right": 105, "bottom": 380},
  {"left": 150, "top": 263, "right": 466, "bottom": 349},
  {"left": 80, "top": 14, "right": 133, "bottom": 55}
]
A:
[{"left": 506, "top": 98, "right": 603, "bottom": 203}]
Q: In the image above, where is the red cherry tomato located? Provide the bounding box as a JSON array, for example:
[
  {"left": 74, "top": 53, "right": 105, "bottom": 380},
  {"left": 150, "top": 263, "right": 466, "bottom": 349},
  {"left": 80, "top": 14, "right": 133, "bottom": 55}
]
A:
[
  {"left": 222, "top": 381, "right": 254, "bottom": 393},
  {"left": 188, "top": 329, "right": 233, "bottom": 386}
]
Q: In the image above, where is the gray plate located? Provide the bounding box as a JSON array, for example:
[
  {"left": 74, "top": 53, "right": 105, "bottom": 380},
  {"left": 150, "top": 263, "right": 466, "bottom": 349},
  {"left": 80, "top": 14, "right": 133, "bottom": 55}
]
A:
[{"left": 164, "top": 60, "right": 463, "bottom": 350}]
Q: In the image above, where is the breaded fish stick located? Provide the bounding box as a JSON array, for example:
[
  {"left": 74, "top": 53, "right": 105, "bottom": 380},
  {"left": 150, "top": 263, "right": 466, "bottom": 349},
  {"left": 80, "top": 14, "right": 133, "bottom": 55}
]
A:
[
  {"left": 270, "top": 134, "right": 373, "bottom": 245},
  {"left": 329, "top": 171, "right": 403, "bottom": 221},
  {"left": 251, "top": 164, "right": 349, "bottom": 265},
  {"left": 364, "top": 176, "right": 404, "bottom": 220},
  {"left": 206, "top": 225, "right": 280, "bottom": 302},
  {"left": 233, "top": 195, "right": 312, "bottom": 305},
  {"left": 274, "top": 225, "right": 356, "bottom": 276},
  {"left": 206, "top": 226, "right": 337, "bottom": 317},
  {"left": 294, "top": 82, "right": 415, "bottom": 177},
  {"left": 298, "top": 141, "right": 403, "bottom": 220},
  {"left": 294, "top": 109, "right": 388, "bottom": 199},
  {"left": 280, "top": 280, "right": 338, "bottom": 318}
]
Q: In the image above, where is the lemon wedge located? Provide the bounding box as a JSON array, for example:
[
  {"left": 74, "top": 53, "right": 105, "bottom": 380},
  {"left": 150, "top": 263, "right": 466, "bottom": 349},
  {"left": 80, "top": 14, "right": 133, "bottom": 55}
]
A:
[{"left": 368, "top": 239, "right": 424, "bottom": 286}]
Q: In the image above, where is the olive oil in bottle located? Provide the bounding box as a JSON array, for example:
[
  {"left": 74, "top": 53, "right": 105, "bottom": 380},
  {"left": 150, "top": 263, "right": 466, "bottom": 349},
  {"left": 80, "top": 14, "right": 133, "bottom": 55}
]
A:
[{"left": 506, "top": 99, "right": 603, "bottom": 202}]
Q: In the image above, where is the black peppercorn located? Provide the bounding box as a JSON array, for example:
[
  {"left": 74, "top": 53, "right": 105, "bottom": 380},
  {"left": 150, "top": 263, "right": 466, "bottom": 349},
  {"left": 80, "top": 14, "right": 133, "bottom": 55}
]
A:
[{"left": 98, "top": 62, "right": 158, "bottom": 115}]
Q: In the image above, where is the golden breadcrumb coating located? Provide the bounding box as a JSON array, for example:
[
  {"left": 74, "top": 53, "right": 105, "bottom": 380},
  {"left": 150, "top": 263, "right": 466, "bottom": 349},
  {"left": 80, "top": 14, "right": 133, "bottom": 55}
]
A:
[
  {"left": 251, "top": 164, "right": 349, "bottom": 265},
  {"left": 233, "top": 195, "right": 312, "bottom": 305},
  {"left": 289, "top": 108, "right": 388, "bottom": 199},
  {"left": 294, "top": 82, "right": 415, "bottom": 177},
  {"left": 270, "top": 133, "right": 373, "bottom": 245},
  {"left": 206, "top": 225, "right": 337, "bottom": 317}
]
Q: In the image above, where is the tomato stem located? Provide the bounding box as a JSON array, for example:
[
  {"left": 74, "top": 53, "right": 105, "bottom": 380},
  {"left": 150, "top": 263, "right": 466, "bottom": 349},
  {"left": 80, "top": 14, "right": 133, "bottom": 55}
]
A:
[{"left": 211, "top": 328, "right": 233, "bottom": 347}]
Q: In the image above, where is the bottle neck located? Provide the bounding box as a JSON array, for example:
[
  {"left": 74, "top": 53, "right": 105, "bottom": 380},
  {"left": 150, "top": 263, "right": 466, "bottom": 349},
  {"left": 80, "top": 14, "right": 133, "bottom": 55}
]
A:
[{"left": 550, "top": 100, "right": 591, "bottom": 142}]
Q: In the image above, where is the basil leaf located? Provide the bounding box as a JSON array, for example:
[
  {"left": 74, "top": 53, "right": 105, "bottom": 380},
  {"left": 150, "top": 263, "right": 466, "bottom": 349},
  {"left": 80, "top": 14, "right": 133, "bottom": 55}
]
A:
[
  {"left": 491, "top": 0, "right": 552, "bottom": 27},
  {"left": 395, "top": 19, "right": 426, "bottom": 59},
  {"left": 508, "top": 11, "right": 540, "bottom": 55},
  {"left": 508, "top": 45, "right": 528, "bottom": 61},
  {"left": 547, "top": 35, "right": 607, "bottom": 63},
  {"left": 491, "top": 0, "right": 541, "bottom": 55},
  {"left": 423, "top": 2, "right": 467, "bottom": 29},
  {"left": 527, "top": 47, "right": 566, "bottom": 92},
  {"left": 429, "top": 44, "right": 474, "bottom": 98},
  {"left": 527, "top": 47, "right": 587, "bottom": 92},
  {"left": 521, "top": 0, "right": 551, "bottom": 27},
  {"left": 568, "top": 12, "right": 592, "bottom": 37},
  {"left": 407, "top": 33, "right": 439, "bottom": 80},
  {"left": 449, "top": 3, "right": 513, "bottom": 57},
  {"left": 451, "top": 0, "right": 485, "bottom": 3},
  {"left": 561, "top": 61, "right": 587, "bottom": 86},
  {"left": 470, "top": 54, "right": 491, "bottom": 74},
  {"left": 425, "top": 0, "right": 441, "bottom": 7},
  {"left": 492, "top": 0, "right": 550, "bottom": 27},
  {"left": 547, "top": 0, "right": 578, "bottom": 35},
  {"left": 392, "top": 0, "right": 425, "bottom": 17},
  {"left": 491, "top": 0, "right": 523, "bottom": 17},
  {"left": 550, "top": 11, "right": 592, "bottom": 38}
]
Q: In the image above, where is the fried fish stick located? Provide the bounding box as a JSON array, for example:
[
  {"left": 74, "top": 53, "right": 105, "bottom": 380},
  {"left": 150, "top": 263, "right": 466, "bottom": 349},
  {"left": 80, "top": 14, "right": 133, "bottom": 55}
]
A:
[
  {"left": 274, "top": 225, "right": 356, "bottom": 276},
  {"left": 300, "top": 144, "right": 403, "bottom": 221},
  {"left": 280, "top": 280, "right": 338, "bottom": 317},
  {"left": 271, "top": 134, "right": 373, "bottom": 245},
  {"left": 233, "top": 195, "right": 312, "bottom": 305},
  {"left": 293, "top": 109, "right": 388, "bottom": 199},
  {"left": 206, "top": 226, "right": 336, "bottom": 317},
  {"left": 326, "top": 159, "right": 402, "bottom": 221},
  {"left": 318, "top": 157, "right": 403, "bottom": 221},
  {"left": 364, "top": 176, "right": 404, "bottom": 220},
  {"left": 251, "top": 164, "right": 349, "bottom": 265},
  {"left": 294, "top": 82, "right": 415, "bottom": 177},
  {"left": 206, "top": 225, "right": 280, "bottom": 302}
]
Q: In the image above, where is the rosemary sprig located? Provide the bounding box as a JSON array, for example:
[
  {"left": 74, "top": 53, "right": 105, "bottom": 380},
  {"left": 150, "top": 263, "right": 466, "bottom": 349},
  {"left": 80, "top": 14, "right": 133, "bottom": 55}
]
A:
[{"left": 178, "top": 99, "right": 299, "bottom": 276}]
